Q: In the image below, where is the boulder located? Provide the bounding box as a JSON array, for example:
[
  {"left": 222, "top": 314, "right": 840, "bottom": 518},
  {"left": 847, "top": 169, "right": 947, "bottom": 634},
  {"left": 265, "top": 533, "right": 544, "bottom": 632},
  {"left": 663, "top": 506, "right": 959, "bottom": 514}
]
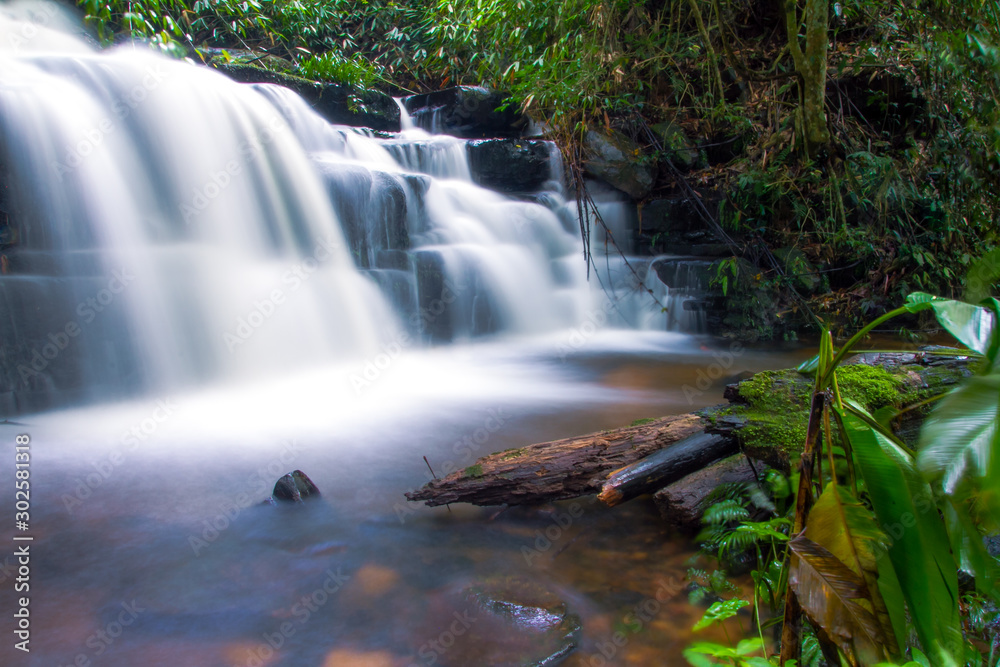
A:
[
  {"left": 209, "top": 62, "right": 400, "bottom": 132},
  {"left": 637, "top": 195, "right": 730, "bottom": 256},
  {"left": 582, "top": 130, "right": 654, "bottom": 200},
  {"left": 651, "top": 121, "right": 703, "bottom": 171},
  {"left": 466, "top": 139, "right": 553, "bottom": 193},
  {"left": 271, "top": 470, "right": 321, "bottom": 503},
  {"left": 774, "top": 247, "right": 822, "bottom": 293},
  {"left": 460, "top": 577, "right": 581, "bottom": 666},
  {"left": 403, "top": 87, "right": 527, "bottom": 138}
]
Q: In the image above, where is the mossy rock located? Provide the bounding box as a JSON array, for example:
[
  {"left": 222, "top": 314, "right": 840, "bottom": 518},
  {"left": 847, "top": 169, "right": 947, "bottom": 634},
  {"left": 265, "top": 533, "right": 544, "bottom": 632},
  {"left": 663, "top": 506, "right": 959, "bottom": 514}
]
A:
[
  {"left": 719, "top": 355, "right": 970, "bottom": 470},
  {"left": 205, "top": 58, "right": 400, "bottom": 131}
]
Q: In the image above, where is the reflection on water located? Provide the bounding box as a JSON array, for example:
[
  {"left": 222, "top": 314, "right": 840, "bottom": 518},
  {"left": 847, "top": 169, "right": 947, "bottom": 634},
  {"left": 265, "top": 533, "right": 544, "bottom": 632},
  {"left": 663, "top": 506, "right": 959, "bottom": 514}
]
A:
[{"left": 0, "top": 333, "right": 810, "bottom": 666}]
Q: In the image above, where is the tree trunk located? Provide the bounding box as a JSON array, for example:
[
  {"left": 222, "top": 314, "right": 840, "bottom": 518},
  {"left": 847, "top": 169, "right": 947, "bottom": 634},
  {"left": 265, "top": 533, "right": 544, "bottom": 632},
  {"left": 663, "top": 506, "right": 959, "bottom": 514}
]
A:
[
  {"left": 785, "top": 0, "right": 830, "bottom": 153},
  {"left": 597, "top": 432, "right": 735, "bottom": 506},
  {"left": 404, "top": 413, "right": 712, "bottom": 506},
  {"left": 405, "top": 352, "right": 971, "bottom": 509}
]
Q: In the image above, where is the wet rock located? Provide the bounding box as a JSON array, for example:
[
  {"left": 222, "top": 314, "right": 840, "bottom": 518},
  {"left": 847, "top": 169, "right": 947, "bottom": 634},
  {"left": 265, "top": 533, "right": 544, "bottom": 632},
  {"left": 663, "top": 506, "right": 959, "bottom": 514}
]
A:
[
  {"left": 208, "top": 61, "right": 400, "bottom": 132},
  {"left": 774, "top": 247, "right": 821, "bottom": 293},
  {"left": 315, "top": 163, "right": 410, "bottom": 270},
  {"left": 403, "top": 87, "right": 527, "bottom": 138},
  {"left": 271, "top": 470, "right": 321, "bottom": 503},
  {"left": 986, "top": 534, "right": 1000, "bottom": 559},
  {"left": 637, "top": 195, "right": 730, "bottom": 256},
  {"left": 467, "top": 139, "right": 553, "bottom": 193},
  {"left": 651, "top": 121, "right": 702, "bottom": 171},
  {"left": 582, "top": 130, "right": 654, "bottom": 200},
  {"left": 460, "top": 577, "right": 581, "bottom": 666}
]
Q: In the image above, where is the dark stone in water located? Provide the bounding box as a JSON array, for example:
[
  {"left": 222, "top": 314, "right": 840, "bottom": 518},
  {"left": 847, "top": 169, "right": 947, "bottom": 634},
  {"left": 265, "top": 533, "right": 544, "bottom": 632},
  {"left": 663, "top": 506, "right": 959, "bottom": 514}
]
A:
[
  {"left": 271, "top": 470, "right": 321, "bottom": 504},
  {"left": 638, "top": 195, "right": 730, "bottom": 256},
  {"left": 582, "top": 130, "right": 654, "bottom": 200},
  {"left": 209, "top": 62, "right": 400, "bottom": 132},
  {"left": 461, "top": 576, "right": 581, "bottom": 666},
  {"left": 466, "top": 139, "right": 552, "bottom": 193},
  {"left": 403, "top": 86, "right": 527, "bottom": 138}
]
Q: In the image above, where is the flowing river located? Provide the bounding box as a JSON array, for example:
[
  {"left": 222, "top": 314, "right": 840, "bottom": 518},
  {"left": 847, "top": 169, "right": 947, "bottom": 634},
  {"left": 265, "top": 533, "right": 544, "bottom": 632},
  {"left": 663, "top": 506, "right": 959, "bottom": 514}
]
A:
[{"left": 0, "top": 8, "right": 812, "bottom": 666}]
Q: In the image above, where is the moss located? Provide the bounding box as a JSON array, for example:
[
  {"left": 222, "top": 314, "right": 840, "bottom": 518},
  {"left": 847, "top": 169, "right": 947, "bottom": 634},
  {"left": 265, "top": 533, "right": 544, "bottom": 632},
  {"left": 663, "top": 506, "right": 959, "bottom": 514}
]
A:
[
  {"left": 724, "top": 364, "right": 912, "bottom": 469},
  {"left": 630, "top": 417, "right": 656, "bottom": 427},
  {"left": 834, "top": 364, "right": 904, "bottom": 409},
  {"left": 720, "top": 358, "right": 971, "bottom": 469},
  {"left": 463, "top": 464, "right": 484, "bottom": 478}
]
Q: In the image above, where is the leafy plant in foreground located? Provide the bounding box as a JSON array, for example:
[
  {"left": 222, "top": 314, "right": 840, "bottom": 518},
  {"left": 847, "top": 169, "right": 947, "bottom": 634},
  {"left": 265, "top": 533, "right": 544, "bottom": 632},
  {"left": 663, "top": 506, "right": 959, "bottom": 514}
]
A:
[{"left": 689, "top": 289, "right": 1000, "bottom": 666}]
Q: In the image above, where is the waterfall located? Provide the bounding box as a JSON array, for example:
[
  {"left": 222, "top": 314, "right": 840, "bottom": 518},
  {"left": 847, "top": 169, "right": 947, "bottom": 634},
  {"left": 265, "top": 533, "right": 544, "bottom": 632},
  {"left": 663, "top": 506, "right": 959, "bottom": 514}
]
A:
[{"left": 0, "top": 15, "right": 602, "bottom": 414}]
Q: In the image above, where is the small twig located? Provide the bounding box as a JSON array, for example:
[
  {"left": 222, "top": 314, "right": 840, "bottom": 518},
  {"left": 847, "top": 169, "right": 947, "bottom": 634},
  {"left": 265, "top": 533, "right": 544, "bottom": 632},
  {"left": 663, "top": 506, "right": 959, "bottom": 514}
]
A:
[{"left": 423, "top": 456, "right": 451, "bottom": 513}]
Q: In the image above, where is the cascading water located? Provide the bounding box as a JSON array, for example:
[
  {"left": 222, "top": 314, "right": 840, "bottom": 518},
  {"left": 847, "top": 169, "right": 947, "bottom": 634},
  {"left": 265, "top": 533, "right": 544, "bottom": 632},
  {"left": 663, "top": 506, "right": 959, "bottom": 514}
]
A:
[
  {"left": 0, "top": 12, "right": 605, "bottom": 414},
  {"left": 0, "top": 11, "right": 817, "bottom": 667}
]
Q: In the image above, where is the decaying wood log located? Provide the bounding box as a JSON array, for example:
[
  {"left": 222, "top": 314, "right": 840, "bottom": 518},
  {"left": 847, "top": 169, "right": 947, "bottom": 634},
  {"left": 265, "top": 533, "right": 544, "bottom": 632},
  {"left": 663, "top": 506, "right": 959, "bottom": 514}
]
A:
[
  {"left": 404, "top": 413, "right": 712, "bottom": 506},
  {"left": 406, "top": 351, "right": 973, "bottom": 508},
  {"left": 596, "top": 433, "right": 734, "bottom": 506},
  {"left": 652, "top": 454, "right": 765, "bottom": 532}
]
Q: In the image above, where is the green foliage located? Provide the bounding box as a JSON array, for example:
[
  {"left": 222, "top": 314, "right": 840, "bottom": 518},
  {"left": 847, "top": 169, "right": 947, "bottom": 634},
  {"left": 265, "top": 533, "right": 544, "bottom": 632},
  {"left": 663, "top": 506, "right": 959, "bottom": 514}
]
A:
[
  {"left": 684, "top": 638, "right": 773, "bottom": 667},
  {"left": 693, "top": 598, "right": 750, "bottom": 632},
  {"left": 296, "top": 52, "right": 381, "bottom": 90},
  {"left": 694, "top": 291, "right": 1000, "bottom": 666}
]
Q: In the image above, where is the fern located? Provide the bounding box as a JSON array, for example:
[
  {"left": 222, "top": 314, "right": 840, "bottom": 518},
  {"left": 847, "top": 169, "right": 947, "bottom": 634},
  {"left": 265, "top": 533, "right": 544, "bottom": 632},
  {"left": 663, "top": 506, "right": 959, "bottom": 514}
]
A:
[{"left": 701, "top": 498, "right": 751, "bottom": 525}]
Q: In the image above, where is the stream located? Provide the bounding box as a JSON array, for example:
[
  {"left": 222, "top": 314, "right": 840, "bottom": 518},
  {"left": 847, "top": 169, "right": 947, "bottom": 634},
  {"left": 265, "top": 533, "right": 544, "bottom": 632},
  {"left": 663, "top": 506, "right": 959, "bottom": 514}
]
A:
[
  {"left": 1, "top": 335, "right": 809, "bottom": 666},
  {"left": 0, "top": 9, "right": 817, "bottom": 666}
]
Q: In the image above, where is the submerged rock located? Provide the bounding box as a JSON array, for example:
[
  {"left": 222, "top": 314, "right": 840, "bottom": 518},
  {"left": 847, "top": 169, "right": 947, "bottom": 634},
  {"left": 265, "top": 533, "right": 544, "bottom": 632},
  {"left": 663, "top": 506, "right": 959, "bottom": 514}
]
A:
[
  {"left": 270, "top": 470, "right": 321, "bottom": 504},
  {"left": 459, "top": 577, "right": 581, "bottom": 666}
]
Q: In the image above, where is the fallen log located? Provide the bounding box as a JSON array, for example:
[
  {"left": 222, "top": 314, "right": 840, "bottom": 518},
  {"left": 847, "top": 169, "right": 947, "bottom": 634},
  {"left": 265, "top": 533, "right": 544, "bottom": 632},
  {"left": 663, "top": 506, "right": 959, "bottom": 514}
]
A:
[
  {"left": 406, "top": 351, "right": 973, "bottom": 508},
  {"left": 652, "top": 454, "right": 766, "bottom": 532},
  {"left": 404, "top": 412, "right": 715, "bottom": 506},
  {"left": 596, "top": 433, "right": 734, "bottom": 506}
]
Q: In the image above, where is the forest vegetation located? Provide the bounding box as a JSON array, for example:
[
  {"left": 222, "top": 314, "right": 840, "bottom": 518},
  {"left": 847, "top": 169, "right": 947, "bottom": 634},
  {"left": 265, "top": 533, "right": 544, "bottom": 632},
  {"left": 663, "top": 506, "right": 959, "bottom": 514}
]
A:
[
  {"left": 75, "top": 0, "right": 1000, "bottom": 338},
  {"left": 71, "top": 2, "right": 1000, "bottom": 665}
]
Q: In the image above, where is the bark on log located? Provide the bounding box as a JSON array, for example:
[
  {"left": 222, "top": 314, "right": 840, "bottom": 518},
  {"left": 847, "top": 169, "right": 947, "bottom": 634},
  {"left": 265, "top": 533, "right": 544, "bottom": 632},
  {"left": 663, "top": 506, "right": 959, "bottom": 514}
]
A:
[
  {"left": 653, "top": 454, "right": 766, "bottom": 532},
  {"left": 405, "top": 351, "right": 972, "bottom": 508},
  {"left": 597, "top": 433, "right": 735, "bottom": 506},
  {"left": 404, "top": 413, "right": 710, "bottom": 507}
]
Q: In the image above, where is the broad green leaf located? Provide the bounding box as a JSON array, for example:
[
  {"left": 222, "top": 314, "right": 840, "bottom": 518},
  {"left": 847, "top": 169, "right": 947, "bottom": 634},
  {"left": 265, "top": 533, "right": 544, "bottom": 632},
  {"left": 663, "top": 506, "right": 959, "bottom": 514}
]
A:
[
  {"left": 836, "top": 408, "right": 964, "bottom": 664},
  {"left": 805, "top": 483, "right": 900, "bottom": 656},
  {"left": 873, "top": 545, "right": 908, "bottom": 662},
  {"left": 797, "top": 354, "right": 819, "bottom": 376},
  {"left": 692, "top": 598, "right": 749, "bottom": 631},
  {"left": 904, "top": 291, "right": 938, "bottom": 313},
  {"left": 734, "top": 637, "right": 765, "bottom": 656},
  {"left": 928, "top": 298, "right": 995, "bottom": 357},
  {"left": 918, "top": 373, "right": 1000, "bottom": 508},
  {"left": 942, "top": 497, "right": 1000, "bottom": 600},
  {"left": 905, "top": 291, "right": 996, "bottom": 359},
  {"left": 788, "top": 535, "right": 888, "bottom": 665}
]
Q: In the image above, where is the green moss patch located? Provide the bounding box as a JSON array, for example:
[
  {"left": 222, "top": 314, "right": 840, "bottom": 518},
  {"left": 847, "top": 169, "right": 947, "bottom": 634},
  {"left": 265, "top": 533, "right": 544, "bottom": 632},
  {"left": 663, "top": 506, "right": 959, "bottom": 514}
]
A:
[
  {"left": 463, "top": 464, "right": 484, "bottom": 478},
  {"left": 630, "top": 417, "right": 656, "bottom": 427},
  {"left": 719, "top": 362, "right": 930, "bottom": 469},
  {"left": 835, "top": 364, "right": 904, "bottom": 409}
]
